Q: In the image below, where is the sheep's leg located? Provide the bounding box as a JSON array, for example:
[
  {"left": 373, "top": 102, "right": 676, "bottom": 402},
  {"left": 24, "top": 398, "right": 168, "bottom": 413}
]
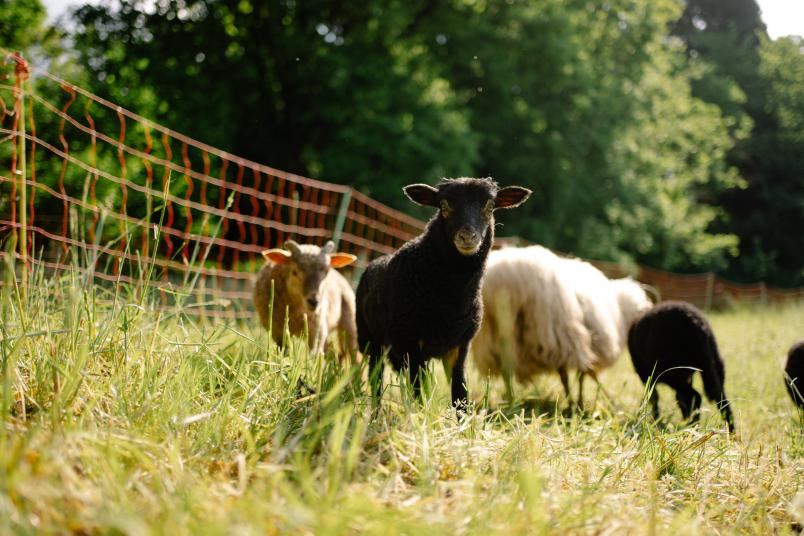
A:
[
  {"left": 485, "top": 347, "right": 513, "bottom": 402},
  {"left": 314, "top": 315, "right": 330, "bottom": 356},
  {"left": 326, "top": 329, "right": 350, "bottom": 363},
  {"left": 409, "top": 359, "right": 425, "bottom": 401},
  {"left": 331, "top": 331, "right": 344, "bottom": 362},
  {"left": 441, "top": 347, "right": 459, "bottom": 383},
  {"left": 315, "top": 331, "right": 329, "bottom": 357},
  {"left": 344, "top": 327, "right": 358, "bottom": 365},
  {"left": 502, "top": 371, "right": 515, "bottom": 404},
  {"left": 577, "top": 371, "right": 586, "bottom": 408},
  {"left": 338, "top": 311, "right": 359, "bottom": 365},
  {"left": 688, "top": 384, "right": 703, "bottom": 424},
  {"left": 717, "top": 396, "right": 735, "bottom": 433},
  {"left": 702, "top": 359, "right": 735, "bottom": 433},
  {"left": 367, "top": 350, "right": 385, "bottom": 404},
  {"left": 451, "top": 343, "right": 469, "bottom": 413},
  {"left": 558, "top": 367, "right": 571, "bottom": 400},
  {"left": 586, "top": 369, "right": 616, "bottom": 409},
  {"left": 649, "top": 386, "right": 660, "bottom": 420},
  {"left": 673, "top": 382, "right": 702, "bottom": 424}
]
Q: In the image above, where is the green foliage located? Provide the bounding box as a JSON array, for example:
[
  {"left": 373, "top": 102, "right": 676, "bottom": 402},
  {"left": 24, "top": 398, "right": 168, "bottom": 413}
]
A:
[
  {"left": 672, "top": 0, "right": 804, "bottom": 286},
  {"left": 0, "top": 0, "right": 46, "bottom": 50},
  {"left": 68, "top": 0, "right": 478, "bottom": 209},
  {"left": 5, "top": 0, "right": 802, "bottom": 283},
  {"left": 418, "top": 0, "right": 741, "bottom": 271},
  {"left": 730, "top": 35, "right": 804, "bottom": 286},
  {"left": 61, "top": 0, "right": 747, "bottom": 272},
  {"left": 605, "top": 41, "right": 745, "bottom": 272},
  {"left": 761, "top": 37, "right": 804, "bottom": 142}
]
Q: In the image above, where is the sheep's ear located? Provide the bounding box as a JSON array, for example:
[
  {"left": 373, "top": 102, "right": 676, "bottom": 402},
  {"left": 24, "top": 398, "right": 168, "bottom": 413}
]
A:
[
  {"left": 262, "top": 249, "right": 291, "bottom": 264},
  {"left": 403, "top": 184, "right": 439, "bottom": 207},
  {"left": 329, "top": 253, "right": 357, "bottom": 269},
  {"left": 284, "top": 240, "right": 302, "bottom": 257},
  {"left": 640, "top": 282, "right": 661, "bottom": 304},
  {"left": 494, "top": 186, "right": 532, "bottom": 209}
]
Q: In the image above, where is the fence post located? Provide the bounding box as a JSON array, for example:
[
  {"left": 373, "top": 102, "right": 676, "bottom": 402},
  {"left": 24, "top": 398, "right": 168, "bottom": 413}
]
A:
[
  {"left": 14, "top": 53, "right": 29, "bottom": 287},
  {"left": 704, "top": 272, "right": 714, "bottom": 310},
  {"left": 289, "top": 190, "right": 299, "bottom": 241},
  {"left": 331, "top": 189, "right": 352, "bottom": 249}
]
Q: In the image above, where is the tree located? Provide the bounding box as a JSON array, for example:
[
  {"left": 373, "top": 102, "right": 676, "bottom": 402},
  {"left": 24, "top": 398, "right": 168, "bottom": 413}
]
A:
[
  {"left": 0, "top": 0, "right": 47, "bottom": 51},
  {"left": 417, "top": 0, "right": 741, "bottom": 269},
  {"left": 62, "top": 0, "right": 748, "bottom": 276},
  {"left": 606, "top": 43, "right": 743, "bottom": 271},
  {"left": 69, "top": 0, "right": 478, "bottom": 210},
  {"left": 722, "top": 36, "right": 804, "bottom": 286},
  {"left": 672, "top": 0, "right": 803, "bottom": 286}
]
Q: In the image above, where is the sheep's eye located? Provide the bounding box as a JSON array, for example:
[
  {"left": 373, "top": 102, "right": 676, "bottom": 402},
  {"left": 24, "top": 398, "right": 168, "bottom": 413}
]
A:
[
  {"left": 440, "top": 200, "right": 453, "bottom": 217},
  {"left": 291, "top": 268, "right": 300, "bottom": 277}
]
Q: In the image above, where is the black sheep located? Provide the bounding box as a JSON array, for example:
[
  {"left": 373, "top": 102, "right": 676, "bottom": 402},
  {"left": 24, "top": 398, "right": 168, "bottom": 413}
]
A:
[
  {"left": 356, "top": 177, "right": 531, "bottom": 409},
  {"left": 627, "top": 300, "right": 735, "bottom": 432},
  {"left": 785, "top": 340, "right": 804, "bottom": 409}
]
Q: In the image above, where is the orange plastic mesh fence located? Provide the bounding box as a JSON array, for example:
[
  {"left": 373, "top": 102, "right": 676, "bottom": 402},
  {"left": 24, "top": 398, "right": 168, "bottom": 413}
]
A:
[
  {"left": 1, "top": 53, "right": 800, "bottom": 319},
  {"left": 0, "top": 52, "right": 424, "bottom": 319}
]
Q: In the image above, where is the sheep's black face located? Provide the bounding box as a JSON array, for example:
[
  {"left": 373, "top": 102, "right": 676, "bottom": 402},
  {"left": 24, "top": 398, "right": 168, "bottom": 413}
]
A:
[
  {"left": 438, "top": 184, "right": 496, "bottom": 255},
  {"left": 404, "top": 178, "right": 532, "bottom": 256}
]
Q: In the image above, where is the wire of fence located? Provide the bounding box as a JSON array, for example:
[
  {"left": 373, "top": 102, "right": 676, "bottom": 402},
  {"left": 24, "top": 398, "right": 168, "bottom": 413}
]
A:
[
  {"left": 1, "top": 51, "right": 800, "bottom": 318},
  {"left": 0, "top": 51, "right": 425, "bottom": 318}
]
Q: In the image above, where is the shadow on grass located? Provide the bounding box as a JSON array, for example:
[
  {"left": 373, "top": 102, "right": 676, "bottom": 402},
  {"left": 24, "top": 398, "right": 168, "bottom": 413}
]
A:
[
  {"left": 481, "top": 396, "right": 614, "bottom": 427},
  {"left": 496, "top": 395, "right": 574, "bottom": 420},
  {"left": 481, "top": 390, "right": 708, "bottom": 438},
  {"left": 483, "top": 384, "right": 619, "bottom": 424}
]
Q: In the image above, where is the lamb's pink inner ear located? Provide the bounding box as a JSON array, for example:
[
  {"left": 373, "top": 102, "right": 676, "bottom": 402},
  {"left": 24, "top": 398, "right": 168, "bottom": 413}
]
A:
[
  {"left": 329, "top": 253, "right": 357, "bottom": 268},
  {"left": 262, "top": 249, "right": 291, "bottom": 264},
  {"left": 494, "top": 186, "right": 532, "bottom": 209}
]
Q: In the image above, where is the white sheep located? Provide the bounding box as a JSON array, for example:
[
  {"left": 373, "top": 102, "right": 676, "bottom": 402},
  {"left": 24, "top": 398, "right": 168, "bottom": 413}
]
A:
[
  {"left": 253, "top": 240, "right": 357, "bottom": 357},
  {"left": 471, "top": 245, "right": 651, "bottom": 404}
]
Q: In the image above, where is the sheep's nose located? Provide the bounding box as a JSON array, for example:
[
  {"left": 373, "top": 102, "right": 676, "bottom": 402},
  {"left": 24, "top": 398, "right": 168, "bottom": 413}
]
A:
[
  {"left": 456, "top": 229, "right": 479, "bottom": 243},
  {"left": 307, "top": 297, "right": 319, "bottom": 309},
  {"left": 454, "top": 228, "right": 481, "bottom": 255}
]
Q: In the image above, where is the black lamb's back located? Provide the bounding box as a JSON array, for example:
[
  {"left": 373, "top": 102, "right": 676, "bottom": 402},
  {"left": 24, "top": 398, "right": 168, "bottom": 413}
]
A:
[
  {"left": 628, "top": 300, "right": 734, "bottom": 431},
  {"left": 628, "top": 301, "right": 721, "bottom": 393},
  {"left": 785, "top": 339, "right": 804, "bottom": 408}
]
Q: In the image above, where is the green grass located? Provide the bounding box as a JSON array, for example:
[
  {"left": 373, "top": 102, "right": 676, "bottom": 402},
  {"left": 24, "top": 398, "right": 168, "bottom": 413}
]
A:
[{"left": 1, "top": 268, "right": 802, "bottom": 535}]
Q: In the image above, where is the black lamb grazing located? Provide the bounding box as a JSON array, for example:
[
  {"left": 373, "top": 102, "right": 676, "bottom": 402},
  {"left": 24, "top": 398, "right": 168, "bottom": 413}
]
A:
[
  {"left": 627, "top": 300, "right": 735, "bottom": 433},
  {"left": 785, "top": 339, "right": 804, "bottom": 409},
  {"left": 356, "top": 177, "right": 531, "bottom": 409}
]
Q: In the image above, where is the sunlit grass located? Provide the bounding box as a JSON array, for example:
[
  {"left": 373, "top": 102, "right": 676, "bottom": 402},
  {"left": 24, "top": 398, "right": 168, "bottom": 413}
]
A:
[{"left": 1, "top": 266, "right": 802, "bottom": 534}]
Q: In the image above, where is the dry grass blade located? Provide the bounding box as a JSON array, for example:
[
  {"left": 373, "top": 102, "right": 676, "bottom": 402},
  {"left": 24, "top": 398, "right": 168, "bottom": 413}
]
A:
[{"left": 0, "top": 268, "right": 802, "bottom": 534}]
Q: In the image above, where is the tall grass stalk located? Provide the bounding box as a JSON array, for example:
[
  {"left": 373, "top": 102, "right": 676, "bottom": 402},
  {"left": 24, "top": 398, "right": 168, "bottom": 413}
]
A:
[{"left": 0, "top": 256, "right": 801, "bottom": 533}]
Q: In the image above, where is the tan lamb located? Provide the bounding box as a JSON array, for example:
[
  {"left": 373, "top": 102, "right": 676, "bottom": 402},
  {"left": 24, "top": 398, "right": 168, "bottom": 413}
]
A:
[{"left": 253, "top": 240, "right": 357, "bottom": 357}]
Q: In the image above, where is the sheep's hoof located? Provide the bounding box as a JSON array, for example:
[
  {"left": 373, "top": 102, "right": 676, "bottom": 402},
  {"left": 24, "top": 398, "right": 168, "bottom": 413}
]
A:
[
  {"left": 294, "top": 377, "right": 317, "bottom": 397},
  {"left": 453, "top": 399, "right": 470, "bottom": 419},
  {"left": 559, "top": 403, "right": 575, "bottom": 419}
]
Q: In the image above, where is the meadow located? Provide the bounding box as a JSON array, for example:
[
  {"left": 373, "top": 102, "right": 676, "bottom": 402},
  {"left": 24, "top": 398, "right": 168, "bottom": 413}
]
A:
[{"left": 1, "top": 267, "right": 802, "bottom": 535}]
